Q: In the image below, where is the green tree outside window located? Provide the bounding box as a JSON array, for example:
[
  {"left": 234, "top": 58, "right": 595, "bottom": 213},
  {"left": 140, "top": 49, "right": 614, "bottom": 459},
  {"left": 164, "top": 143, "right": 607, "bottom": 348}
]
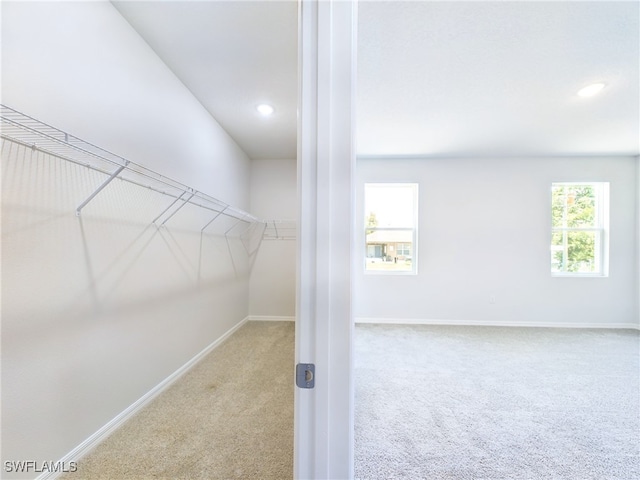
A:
[{"left": 551, "top": 183, "right": 606, "bottom": 275}]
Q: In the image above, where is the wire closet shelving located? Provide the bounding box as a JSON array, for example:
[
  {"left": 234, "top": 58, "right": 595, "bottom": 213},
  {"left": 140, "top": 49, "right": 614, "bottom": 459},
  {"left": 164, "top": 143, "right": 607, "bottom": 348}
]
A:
[
  {"left": 0, "top": 104, "right": 268, "bottom": 234},
  {"left": 262, "top": 220, "right": 296, "bottom": 241}
]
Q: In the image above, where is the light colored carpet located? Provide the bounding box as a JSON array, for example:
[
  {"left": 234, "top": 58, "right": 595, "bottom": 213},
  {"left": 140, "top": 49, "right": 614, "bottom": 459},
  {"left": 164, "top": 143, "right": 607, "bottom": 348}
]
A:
[
  {"left": 355, "top": 324, "right": 640, "bottom": 480},
  {"left": 64, "top": 321, "right": 294, "bottom": 480}
]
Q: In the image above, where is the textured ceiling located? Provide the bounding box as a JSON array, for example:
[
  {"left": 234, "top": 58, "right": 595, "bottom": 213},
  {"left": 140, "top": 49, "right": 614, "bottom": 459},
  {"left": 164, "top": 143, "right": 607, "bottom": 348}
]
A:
[
  {"left": 114, "top": 1, "right": 639, "bottom": 160},
  {"left": 358, "top": 1, "right": 639, "bottom": 157}
]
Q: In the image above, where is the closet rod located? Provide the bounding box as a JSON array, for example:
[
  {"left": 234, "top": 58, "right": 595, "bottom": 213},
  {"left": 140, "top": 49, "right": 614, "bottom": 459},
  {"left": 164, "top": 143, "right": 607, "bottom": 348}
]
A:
[{"left": 0, "top": 104, "right": 258, "bottom": 224}]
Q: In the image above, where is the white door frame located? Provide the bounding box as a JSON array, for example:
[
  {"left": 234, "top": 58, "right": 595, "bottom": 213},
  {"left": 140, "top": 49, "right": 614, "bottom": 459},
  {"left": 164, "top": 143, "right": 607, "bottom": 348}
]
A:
[{"left": 295, "top": 0, "right": 357, "bottom": 478}]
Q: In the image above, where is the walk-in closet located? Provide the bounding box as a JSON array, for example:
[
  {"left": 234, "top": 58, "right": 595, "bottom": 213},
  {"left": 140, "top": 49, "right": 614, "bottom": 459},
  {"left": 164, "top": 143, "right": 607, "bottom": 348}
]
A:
[
  {"left": 2, "top": 1, "right": 298, "bottom": 478},
  {"left": 3, "top": 1, "right": 639, "bottom": 479}
]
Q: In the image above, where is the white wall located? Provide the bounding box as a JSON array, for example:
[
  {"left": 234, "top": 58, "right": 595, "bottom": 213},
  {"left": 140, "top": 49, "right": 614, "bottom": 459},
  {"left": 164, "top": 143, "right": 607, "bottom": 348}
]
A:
[
  {"left": 356, "top": 156, "right": 638, "bottom": 328},
  {"left": 1, "top": 1, "right": 255, "bottom": 476},
  {"left": 1, "top": 0, "right": 249, "bottom": 207},
  {"left": 249, "top": 159, "right": 297, "bottom": 318}
]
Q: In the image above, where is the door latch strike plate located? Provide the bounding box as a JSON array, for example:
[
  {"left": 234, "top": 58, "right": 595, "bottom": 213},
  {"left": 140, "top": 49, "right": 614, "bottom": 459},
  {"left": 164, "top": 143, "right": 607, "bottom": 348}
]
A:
[{"left": 296, "top": 363, "right": 315, "bottom": 389}]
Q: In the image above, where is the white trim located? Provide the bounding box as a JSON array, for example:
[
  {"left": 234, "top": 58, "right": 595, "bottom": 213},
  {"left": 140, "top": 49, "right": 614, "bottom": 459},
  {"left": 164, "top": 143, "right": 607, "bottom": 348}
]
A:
[
  {"left": 296, "top": 1, "right": 356, "bottom": 478},
  {"left": 355, "top": 317, "right": 640, "bottom": 330},
  {"left": 636, "top": 156, "right": 640, "bottom": 328},
  {"left": 36, "top": 317, "right": 249, "bottom": 480},
  {"left": 551, "top": 182, "right": 609, "bottom": 277},
  {"left": 364, "top": 183, "right": 419, "bottom": 276},
  {"left": 247, "top": 315, "right": 295, "bottom": 322}
]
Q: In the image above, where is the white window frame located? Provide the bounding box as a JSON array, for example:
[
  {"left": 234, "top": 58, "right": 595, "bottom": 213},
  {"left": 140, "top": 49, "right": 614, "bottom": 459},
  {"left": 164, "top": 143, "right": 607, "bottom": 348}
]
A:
[
  {"left": 364, "top": 183, "right": 418, "bottom": 275},
  {"left": 551, "top": 182, "right": 609, "bottom": 277}
]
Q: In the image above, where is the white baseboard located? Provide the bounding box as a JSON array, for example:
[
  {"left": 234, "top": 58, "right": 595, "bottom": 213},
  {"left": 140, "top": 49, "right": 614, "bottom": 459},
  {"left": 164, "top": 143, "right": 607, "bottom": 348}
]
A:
[
  {"left": 355, "top": 317, "right": 640, "bottom": 330},
  {"left": 37, "top": 317, "right": 249, "bottom": 480},
  {"left": 247, "top": 315, "right": 295, "bottom": 322}
]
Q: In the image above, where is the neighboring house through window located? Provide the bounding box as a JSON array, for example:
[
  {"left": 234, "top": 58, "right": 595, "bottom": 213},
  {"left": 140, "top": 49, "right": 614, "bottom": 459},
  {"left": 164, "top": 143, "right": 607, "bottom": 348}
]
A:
[
  {"left": 551, "top": 182, "right": 609, "bottom": 276},
  {"left": 364, "top": 183, "right": 418, "bottom": 274}
]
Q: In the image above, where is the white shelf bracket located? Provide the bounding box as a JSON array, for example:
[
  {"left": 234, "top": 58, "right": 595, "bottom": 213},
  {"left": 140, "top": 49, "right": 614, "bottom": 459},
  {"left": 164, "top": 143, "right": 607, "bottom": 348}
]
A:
[
  {"left": 201, "top": 205, "right": 229, "bottom": 232},
  {"left": 160, "top": 190, "right": 196, "bottom": 226},
  {"left": 76, "top": 161, "right": 129, "bottom": 216},
  {"left": 152, "top": 191, "right": 186, "bottom": 224},
  {"left": 224, "top": 214, "right": 247, "bottom": 237}
]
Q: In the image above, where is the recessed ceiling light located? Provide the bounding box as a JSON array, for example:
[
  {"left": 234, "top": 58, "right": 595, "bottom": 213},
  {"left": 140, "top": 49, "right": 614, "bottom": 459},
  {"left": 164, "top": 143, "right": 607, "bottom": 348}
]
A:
[
  {"left": 577, "top": 83, "right": 606, "bottom": 97},
  {"left": 256, "top": 104, "right": 274, "bottom": 116}
]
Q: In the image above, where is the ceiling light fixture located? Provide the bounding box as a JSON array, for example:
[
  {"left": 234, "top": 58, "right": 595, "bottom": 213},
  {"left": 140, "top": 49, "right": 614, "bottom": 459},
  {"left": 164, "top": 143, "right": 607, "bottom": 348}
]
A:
[
  {"left": 256, "top": 104, "right": 275, "bottom": 116},
  {"left": 577, "top": 83, "right": 606, "bottom": 97}
]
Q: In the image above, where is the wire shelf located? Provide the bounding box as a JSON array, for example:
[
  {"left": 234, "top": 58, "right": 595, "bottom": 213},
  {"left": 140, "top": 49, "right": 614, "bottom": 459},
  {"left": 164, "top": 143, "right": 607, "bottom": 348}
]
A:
[
  {"left": 262, "top": 219, "right": 296, "bottom": 240},
  {"left": 0, "top": 104, "right": 260, "bottom": 229}
]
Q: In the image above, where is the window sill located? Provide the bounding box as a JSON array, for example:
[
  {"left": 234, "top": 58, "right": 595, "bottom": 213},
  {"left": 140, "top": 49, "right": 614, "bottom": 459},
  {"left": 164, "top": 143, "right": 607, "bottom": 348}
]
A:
[
  {"left": 551, "top": 273, "right": 608, "bottom": 278},
  {"left": 364, "top": 270, "right": 417, "bottom": 276}
]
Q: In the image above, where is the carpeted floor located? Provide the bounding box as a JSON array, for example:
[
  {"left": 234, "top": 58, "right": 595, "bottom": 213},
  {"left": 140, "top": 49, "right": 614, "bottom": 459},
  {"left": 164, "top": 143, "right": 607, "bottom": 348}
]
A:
[
  {"left": 354, "top": 324, "right": 640, "bottom": 480},
  {"left": 63, "top": 321, "right": 639, "bottom": 480},
  {"left": 64, "top": 321, "right": 294, "bottom": 480}
]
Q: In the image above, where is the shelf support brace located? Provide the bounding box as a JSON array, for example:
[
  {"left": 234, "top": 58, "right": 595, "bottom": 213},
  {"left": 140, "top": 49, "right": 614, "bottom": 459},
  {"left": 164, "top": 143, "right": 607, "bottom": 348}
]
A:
[
  {"left": 160, "top": 191, "right": 195, "bottom": 226},
  {"left": 224, "top": 214, "right": 248, "bottom": 237},
  {"left": 201, "top": 206, "right": 229, "bottom": 232},
  {"left": 76, "top": 161, "right": 128, "bottom": 216},
  {"left": 152, "top": 191, "right": 187, "bottom": 224}
]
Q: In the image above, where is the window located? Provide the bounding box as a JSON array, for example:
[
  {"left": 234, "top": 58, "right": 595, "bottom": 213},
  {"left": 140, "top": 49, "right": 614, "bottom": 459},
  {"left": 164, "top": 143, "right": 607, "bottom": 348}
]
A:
[
  {"left": 551, "top": 182, "right": 609, "bottom": 276},
  {"left": 364, "top": 183, "right": 418, "bottom": 274},
  {"left": 397, "top": 243, "right": 411, "bottom": 257}
]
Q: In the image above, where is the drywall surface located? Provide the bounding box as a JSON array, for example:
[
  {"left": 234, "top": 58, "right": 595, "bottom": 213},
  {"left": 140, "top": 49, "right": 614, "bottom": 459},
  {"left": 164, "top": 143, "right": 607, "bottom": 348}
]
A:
[
  {"left": 356, "top": 156, "right": 638, "bottom": 328},
  {"left": 1, "top": 2, "right": 254, "bottom": 476},
  {"left": 0, "top": 0, "right": 250, "bottom": 208},
  {"left": 249, "top": 159, "right": 296, "bottom": 317}
]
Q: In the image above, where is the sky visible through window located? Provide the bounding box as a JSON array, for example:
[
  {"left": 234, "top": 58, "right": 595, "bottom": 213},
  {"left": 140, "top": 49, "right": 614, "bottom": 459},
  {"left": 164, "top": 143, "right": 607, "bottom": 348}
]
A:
[
  {"left": 364, "top": 184, "right": 415, "bottom": 227},
  {"left": 364, "top": 183, "right": 418, "bottom": 274}
]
